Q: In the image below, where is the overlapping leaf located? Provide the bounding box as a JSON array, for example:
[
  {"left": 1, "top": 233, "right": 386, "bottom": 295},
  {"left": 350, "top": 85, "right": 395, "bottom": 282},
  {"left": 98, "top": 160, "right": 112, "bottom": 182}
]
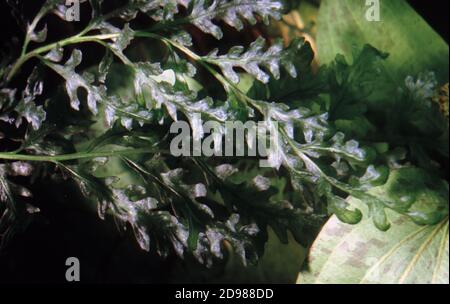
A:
[{"left": 299, "top": 168, "right": 449, "bottom": 284}]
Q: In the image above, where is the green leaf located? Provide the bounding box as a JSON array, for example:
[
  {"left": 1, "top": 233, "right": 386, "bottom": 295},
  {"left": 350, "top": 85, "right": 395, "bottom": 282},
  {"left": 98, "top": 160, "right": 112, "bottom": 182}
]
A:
[
  {"left": 43, "top": 49, "right": 106, "bottom": 113},
  {"left": 247, "top": 38, "right": 324, "bottom": 103},
  {"left": 316, "top": 0, "right": 449, "bottom": 83},
  {"left": 0, "top": 162, "right": 36, "bottom": 247},
  {"left": 325, "top": 44, "right": 390, "bottom": 120},
  {"left": 88, "top": 0, "right": 104, "bottom": 19},
  {"left": 131, "top": 61, "right": 231, "bottom": 138},
  {"left": 370, "top": 168, "right": 449, "bottom": 226},
  {"left": 298, "top": 169, "right": 449, "bottom": 284},
  {"left": 1, "top": 68, "right": 46, "bottom": 130},
  {"left": 327, "top": 195, "right": 362, "bottom": 225},
  {"left": 190, "top": 0, "right": 283, "bottom": 39},
  {"left": 385, "top": 72, "right": 449, "bottom": 168},
  {"left": 300, "top": 212, "right": 449, "bottom": 284},
  {"left": 29, "top": 24, "right": 48, "bottom": 43},
  {"left": 116, "top": 0, "right": 190, "bottom": 22},
  {"left": 199, "top": 161, "right": 324, "bottom": 247},
  {"left": 43, "top": 50, "right": 159, "bottom": 130},
  {"left": 203, "top": 37, "right": 300, "bottom": 84},
  {"left": 16, "top": 68, "right": 46, "bottom": 130}
]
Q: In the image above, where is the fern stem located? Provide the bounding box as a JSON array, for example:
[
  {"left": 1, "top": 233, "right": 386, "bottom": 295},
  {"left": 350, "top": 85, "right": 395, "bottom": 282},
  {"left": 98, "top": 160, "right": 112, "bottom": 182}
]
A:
[
  {"left": 134, "top": 31, "right": 238, "bottom": 97},
  {"left": 0, "top": 148, "right": 157, "bottom": 163},
  {"left": 7, "top": 33, "right": 120, "bottom": 83}
]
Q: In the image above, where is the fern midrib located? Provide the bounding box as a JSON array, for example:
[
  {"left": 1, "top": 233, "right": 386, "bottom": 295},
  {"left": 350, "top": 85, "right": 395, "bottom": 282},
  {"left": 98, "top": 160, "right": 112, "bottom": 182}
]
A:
[{"left": 0, "top": 148, "right": 158, "bottom": 162}]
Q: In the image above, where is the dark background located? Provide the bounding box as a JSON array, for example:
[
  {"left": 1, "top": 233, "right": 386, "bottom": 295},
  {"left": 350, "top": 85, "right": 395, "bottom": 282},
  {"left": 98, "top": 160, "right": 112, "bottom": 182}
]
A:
[
  {"left": 0, "top": 0, "right": 448, "bottom": 284},
  {"left": 409, "top": 0, "right": 449, "bottom": 42}
]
